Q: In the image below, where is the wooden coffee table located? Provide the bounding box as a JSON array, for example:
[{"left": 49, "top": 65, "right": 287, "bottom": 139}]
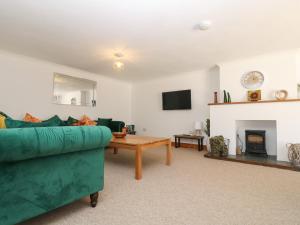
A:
[{"left": 109, "top": 135, "right": 172, "bottom": 180}]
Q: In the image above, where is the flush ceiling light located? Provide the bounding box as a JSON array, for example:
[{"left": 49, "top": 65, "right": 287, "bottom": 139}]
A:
[
  {"left": 194, "top": 20, "right": 212, "bottom": 31},
  {"left": 113, "top": 61, "right": 124, "bottom": 71},
  {"left": 114, "top": 52, "right": 124, "bottom": 58},
  {"left": 113, "top": 52, "right": 125, "bottom": 71}
]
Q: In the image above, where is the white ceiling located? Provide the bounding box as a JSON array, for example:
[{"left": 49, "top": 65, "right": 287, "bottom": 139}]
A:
[{"left": 0, "top": 0, "right": 299, "bottom": 82}]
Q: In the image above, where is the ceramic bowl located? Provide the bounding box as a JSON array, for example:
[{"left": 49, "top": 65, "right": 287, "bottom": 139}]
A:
[{"left": 112, "top": 132, "right": 126, "bottom": 138}]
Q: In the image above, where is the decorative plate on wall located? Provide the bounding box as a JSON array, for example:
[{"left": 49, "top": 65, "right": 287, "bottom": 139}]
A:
[{"left": 241, "top": 71, "right": 264, "bottom": 89}]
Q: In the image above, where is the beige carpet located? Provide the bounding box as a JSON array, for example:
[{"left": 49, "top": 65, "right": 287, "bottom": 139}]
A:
[{"left": 22, "top": 148, "right": 300, "bottom": 225}]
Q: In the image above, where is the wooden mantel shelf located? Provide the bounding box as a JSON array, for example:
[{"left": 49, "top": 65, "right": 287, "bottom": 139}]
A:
[{"left": 208, "top": 99, "right": 300, "bottom": 106}]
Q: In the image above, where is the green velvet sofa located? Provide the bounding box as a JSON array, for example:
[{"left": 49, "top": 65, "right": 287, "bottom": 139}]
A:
[{"left": 0, "top": 126, "right": 112, "bottom": 225}]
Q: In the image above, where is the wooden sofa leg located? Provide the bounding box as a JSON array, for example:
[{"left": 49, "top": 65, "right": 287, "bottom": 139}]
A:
[{"left": 90, "top": 192, "right": 99, "bottom": 208}]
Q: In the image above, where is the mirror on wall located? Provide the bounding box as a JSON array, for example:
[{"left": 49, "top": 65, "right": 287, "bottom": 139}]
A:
[{"left": 53, "top": 73, "right": 97, "bottom": 107}]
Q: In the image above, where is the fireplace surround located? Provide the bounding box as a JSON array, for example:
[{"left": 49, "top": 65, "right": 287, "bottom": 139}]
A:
[{"left": 209, "top": 100, "right": 300, "bottom": 162}]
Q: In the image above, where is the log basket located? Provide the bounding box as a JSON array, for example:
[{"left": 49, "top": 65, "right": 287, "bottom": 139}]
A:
[{"left": 287, "top": 143, "right": 300, "bottom": 169}]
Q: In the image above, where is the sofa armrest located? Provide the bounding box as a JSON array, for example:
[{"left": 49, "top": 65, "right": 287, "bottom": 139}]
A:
[
  {"left": 110, "top": 121, "right": 125, "bottom": 132},
  {"left": 0, "top": 126, "right": 112, "bottom": 162}
]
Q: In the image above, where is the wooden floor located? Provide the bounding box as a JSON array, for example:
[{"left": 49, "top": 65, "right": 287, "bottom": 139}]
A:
[{"left": 204, "top": 152, "right": 299, "bottom": 171}]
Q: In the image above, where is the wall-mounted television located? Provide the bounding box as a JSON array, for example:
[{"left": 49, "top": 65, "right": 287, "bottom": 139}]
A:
[{"left": 162, "top": 89, "right": 191, "bottom": 110}]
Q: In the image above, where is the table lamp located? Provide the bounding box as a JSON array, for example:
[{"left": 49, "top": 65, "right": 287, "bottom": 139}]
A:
[{"left": 194, "top": 121, "right": 201, "bottom": 136}]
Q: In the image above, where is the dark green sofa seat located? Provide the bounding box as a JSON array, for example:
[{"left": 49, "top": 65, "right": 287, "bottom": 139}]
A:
[{"left": 0, "top": 126, "right": 112, "bottom": 225}]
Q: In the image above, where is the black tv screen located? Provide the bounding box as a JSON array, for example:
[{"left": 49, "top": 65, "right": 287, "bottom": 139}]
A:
[{"left": 162, "top": 90, "right": 191, "bottom": 110}]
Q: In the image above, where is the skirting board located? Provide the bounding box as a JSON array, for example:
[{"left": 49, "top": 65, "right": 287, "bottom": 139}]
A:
[{"left": 171, "top": 142, "right": 207, "bottom": 151}]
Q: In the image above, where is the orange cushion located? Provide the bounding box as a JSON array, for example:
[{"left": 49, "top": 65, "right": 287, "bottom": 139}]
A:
[
  {"left": 0, "top": 115, "right": 6, "bottom": 129},
  {"left": 23, "top": 113, "right": 42, "bottom": 123},
  {"left": 79, "top": 115, "right": 97, "bottom": 126}
]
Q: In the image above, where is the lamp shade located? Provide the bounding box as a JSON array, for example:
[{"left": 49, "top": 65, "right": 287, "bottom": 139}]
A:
[{"left": 194, "top": 121, "right": 201, "bottom": 130}]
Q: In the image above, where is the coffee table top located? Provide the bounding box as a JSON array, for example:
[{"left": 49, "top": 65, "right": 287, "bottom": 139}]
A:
[{"left": 110, "top": 135, "right": 170, "bottom": 146}]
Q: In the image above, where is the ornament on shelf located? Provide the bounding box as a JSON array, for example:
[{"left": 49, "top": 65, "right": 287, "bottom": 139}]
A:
[
  {"left": 223, "top": 90, "right": 232, "bottom": 103},
  {"left": 227, "top": 92, "right": 232, "bottom": 103},
  {"left": 247, "top": 90, "right": 261, "bottom": 101},
  {"left": 275, "top": 90, "right": 288, "bottom": 100},
  {"left": 214, "top": 92, "right": 218, "bottom": 104},
  {"left": 223, "top": 90, "right": 227, "bottom": 103}
]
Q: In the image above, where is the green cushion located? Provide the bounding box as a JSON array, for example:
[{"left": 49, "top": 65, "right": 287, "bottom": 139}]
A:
[
  {"left": 97, "top": 118, "right": 112, "bottom": 128},
  {"left": 5, "top": 115, "right": 63, "bottom": 128},
  {"left": 0, "top": 126, "right": 112, "bottom": 162},
  {"left": 110, "top": 121, "right": 125, "bottom": 132},
  {"left": 64, "top": 116, "right": 79, "bottom": 126}
]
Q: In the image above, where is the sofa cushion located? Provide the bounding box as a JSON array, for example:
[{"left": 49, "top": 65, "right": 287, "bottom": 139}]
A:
[
  {"left": 64, "top": 116, "right": 79, "bottom": 126},
  {"left": 0, "top": 126, "right": 112, "bottom": 162},
  {"left": 23, "top": 113, "right": 42, "bottom": 123},
  {"left": 5, "top": 115, "right": 63, "bottom": 128},
  {"left": 110, "top": 121, "right": 125, "bottom": 132},
  {"left": 79, "top": 115, "right": 97, "bottom": 126},
  {"left": 0, "top": 115, "right": 6, "bottom": 129},
  {"left": 97, "top": 118, "right": 112, "bottom": 128}
]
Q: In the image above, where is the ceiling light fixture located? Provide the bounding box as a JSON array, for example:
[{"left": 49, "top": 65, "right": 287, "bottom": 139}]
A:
[
  {"left": 194, "top": 20, "right": 212, "bottom": 31},
  {"left": 114, "top": 52, "right": 124, "bottom": 58},
  {"left": 113, "top": 52, "right": 125, "bottom": 71},
  {"left": 113, "top": 61, "right": 124, "bottom": 71}
]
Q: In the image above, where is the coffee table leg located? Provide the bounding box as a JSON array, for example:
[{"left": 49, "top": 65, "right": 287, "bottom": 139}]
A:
[
  {"left": 135, "top": 146, "right": 142, "bottom": 180},
  {"left": 166, "top": 140, "right": 172, "bottom": 165},
  {"left": 113, "top": 147, "right": 118, "bottom": 154}
]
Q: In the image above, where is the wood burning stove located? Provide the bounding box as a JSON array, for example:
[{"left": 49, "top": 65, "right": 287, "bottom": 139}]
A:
[{"left": 245, "top": 130, "right": 267, "bottom": 156}]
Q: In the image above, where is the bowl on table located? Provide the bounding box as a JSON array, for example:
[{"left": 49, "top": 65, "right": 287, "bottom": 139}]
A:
[{"left": 112, "top": 132, "right": 126, "bottom": 138}]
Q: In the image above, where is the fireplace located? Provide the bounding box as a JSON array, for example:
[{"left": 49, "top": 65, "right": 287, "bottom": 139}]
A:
[{"left": 245, "top": 130, "right": 267, "bottom": 156}]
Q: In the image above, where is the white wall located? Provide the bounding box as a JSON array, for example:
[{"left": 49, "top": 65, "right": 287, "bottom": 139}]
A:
[
  {"left": 0, "top": 50, "right": 132, "bottom": 122},
  {"left": 219, "top": 50, "right": 299, "bottom": 102},
  {"left": 132, "top": 67, "right": 219, "bottom": 141},
  {"left": 297, "top": 49, "right": 300, "bottom": 97},
  {"left": 297, "top": 49, "right": 300, "bottom": 82}
]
